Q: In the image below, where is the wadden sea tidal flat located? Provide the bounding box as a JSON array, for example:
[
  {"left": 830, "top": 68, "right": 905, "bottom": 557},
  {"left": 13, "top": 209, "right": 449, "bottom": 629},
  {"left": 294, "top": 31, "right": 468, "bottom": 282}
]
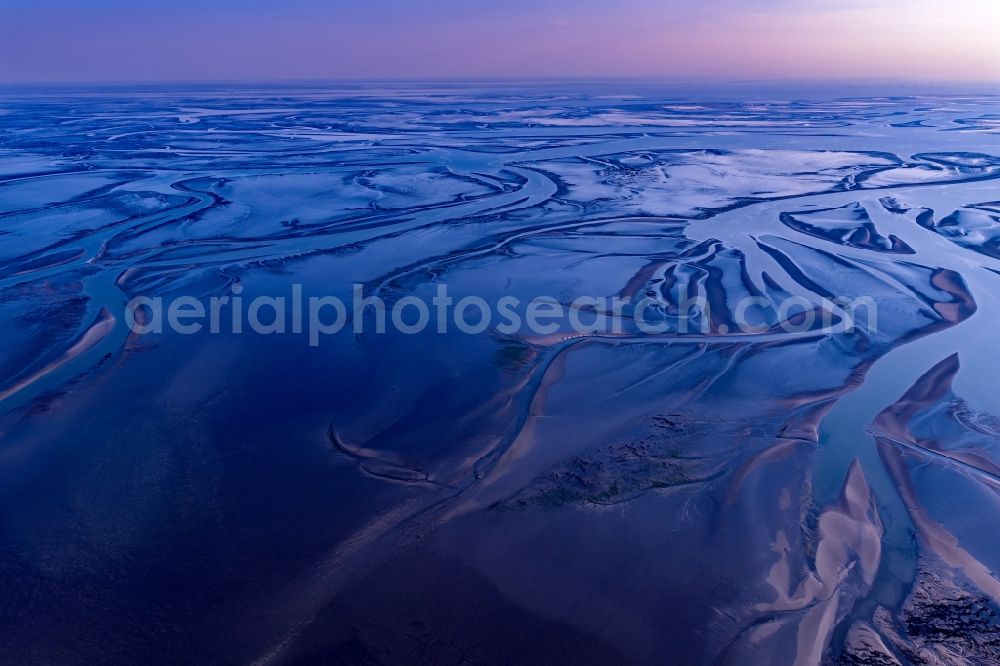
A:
[{"left": 2, "top": 82, "right": 1000, "bottom": 663}]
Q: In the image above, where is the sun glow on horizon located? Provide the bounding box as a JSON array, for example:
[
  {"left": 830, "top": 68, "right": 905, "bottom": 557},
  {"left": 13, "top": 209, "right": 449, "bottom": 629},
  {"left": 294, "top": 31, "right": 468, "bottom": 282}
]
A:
[{"left": 1, "top": 0, "right": 998, "bottom": 83}]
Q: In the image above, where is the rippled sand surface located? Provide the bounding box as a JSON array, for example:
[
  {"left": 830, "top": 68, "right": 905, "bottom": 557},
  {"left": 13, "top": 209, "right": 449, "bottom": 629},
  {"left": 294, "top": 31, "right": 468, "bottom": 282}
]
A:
[{"left": 3, "top": 83, "right": 1000, "bottom": 663}]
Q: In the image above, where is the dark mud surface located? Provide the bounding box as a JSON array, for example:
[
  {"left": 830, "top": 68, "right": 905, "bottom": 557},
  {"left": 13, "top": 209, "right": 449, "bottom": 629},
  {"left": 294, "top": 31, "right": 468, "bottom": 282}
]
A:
[{"left": 2, "top": 83, "right": 1000, "bottom": 664}]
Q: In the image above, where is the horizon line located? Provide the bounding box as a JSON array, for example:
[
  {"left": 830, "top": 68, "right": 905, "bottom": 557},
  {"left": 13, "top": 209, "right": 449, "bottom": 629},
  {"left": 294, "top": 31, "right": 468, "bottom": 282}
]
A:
[{"left": 3, "top": 75, "right": 1000, "bottom": 89}]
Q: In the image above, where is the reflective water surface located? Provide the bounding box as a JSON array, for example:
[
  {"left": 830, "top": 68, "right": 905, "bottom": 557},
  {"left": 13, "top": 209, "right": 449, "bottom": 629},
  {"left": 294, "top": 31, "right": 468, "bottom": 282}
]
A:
[{"left": 2, "top": 83, "right": 1000, "bottom": 664}]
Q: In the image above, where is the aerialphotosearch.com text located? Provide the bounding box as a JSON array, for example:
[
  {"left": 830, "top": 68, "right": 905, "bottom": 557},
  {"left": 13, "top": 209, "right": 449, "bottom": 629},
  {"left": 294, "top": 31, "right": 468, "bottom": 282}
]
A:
[{"left": 124, "top": 282, "right": 878, "bottom": 346}]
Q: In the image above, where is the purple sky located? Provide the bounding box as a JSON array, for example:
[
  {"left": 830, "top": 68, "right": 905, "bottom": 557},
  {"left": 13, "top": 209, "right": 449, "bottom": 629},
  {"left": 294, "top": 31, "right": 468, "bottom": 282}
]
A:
[{"left": 1, "top": 0, "right": 998, "bottom": 83}]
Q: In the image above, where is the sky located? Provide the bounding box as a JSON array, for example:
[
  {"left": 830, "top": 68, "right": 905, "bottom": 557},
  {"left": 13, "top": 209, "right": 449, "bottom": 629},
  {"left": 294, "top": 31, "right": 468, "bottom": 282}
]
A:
[{"left": 1, "top": 0, "right": 998, "bottom": 83}]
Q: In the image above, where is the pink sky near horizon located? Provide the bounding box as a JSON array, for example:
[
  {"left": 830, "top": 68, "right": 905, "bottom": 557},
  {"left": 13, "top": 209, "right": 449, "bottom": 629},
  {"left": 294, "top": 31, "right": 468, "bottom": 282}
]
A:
[{"left": 1, "top": 0, "right": 998, "bottom": 83}]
